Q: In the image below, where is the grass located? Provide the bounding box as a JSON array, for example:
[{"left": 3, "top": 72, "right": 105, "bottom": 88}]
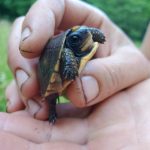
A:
[{"left": 0, "top": 20, "right": 12, "bottom": 111}]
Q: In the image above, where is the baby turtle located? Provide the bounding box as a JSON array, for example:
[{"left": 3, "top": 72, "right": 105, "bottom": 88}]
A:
[{"left": 38, "top": 26, "right": 105, "bottom": 124}]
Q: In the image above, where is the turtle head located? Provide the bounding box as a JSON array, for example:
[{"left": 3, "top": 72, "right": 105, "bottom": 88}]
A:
[{"left": 65, "top": 26, "right": 105, "bottom": 57}]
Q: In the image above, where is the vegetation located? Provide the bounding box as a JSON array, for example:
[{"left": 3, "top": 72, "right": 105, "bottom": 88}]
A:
[
  {"left": 0, "top": 20, "right": 12, "bottom": 111},
  {"left": 0, "top": 0, "right": 149, "bottom": 41},
  {"left": 85, "top": 0, "right": 150, "bottom": 41},
  {"left": 0, "top": 0, "right": 35, "bottom": 20}
]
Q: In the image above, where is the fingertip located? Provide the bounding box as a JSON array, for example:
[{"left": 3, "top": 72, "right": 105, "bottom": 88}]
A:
[
  {"left": 19, "top": 1, "right": 57, "bottom": 58},
  {"left": 5, "top": 81, "right": 25, "bottom": 113},
  {"left": 66, "top": 78, "right": 87, "bottom": 108},
  {"left": 27, "top": 100, "right": 41, "bottom": 118},
  {"left": 15, "top": 65, "right": 39, "bottom": 99},
  {"left": 11, "top": 16, "right": 25, "bottom": 29},
  {"left": 19, "top": 24, "right": 49, "bottom": 58},
  {"left": 20, "top": 76, "right": 40, "bottom": 99},
  {"left": 66, "top": 75, "right": 100, "bottom": 108},
  {"left": 19, "top": 27, "right": 39, "bottom": 58},
  {"left": 19, "top": 48, "right": 41, "bottom": 59},
  {"left": 34, "top": 100, "right": 49, "bottom": 121}
]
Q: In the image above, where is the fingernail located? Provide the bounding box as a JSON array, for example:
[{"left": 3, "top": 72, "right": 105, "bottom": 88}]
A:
[
  {"left": 16, "top": 70, "right": 29, "bottom": 91},
  {"left": 21, "top": 27, "right": 31, "bottom": 41},
  {"left": 81, "top": 76, "right": 99, "bottom": 102},
  {"left": 27, "top": 100, "right": 40, "bottom": 117},
  {"left": 6, "top": 99, "right": 17, "bottom": 112},
  {"left": 6, "top": 100, "right": 11, "bottom": 110}
]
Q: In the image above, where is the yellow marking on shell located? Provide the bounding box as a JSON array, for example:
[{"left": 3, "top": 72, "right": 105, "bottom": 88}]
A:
[
  {"left": 49, "top": 58, "right": 60, "bottom": 84},
  {"left": 44, "top": 49, "right": 63, "bottom": 97},
  {"left": 79, "top": 42, "right": 98, "bottom": 73},
  {"left": 45, "top": 91, "right": 50, "bottom": 97},
  {"left": 71, "top": 26, "right": 80, "bottom": 32},
  {"left": 45, "top": 80, "right": 62, "bottom": 97},
  {"left": 54, "top": 60, "right": 60, "bottom": 72},
  {"left": 45, "top": 72, "right": 63, "bottom": 97},
  {"left": 50, "top": 73, "right": 56, "bottom": 83}
]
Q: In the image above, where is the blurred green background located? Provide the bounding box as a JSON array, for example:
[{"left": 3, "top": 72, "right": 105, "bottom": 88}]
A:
[{"left": 0, "top": 0, "right": 150, "bottom": 111}]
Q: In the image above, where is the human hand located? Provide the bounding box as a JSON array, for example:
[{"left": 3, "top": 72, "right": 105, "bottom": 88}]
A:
[
  {"left": 141, "top": 22, "right": 150, "bottom": 59},
  {"left": 7, "top": 0, "right": 150, "bottom": 119},
  {"left": 3, "top": 78, "right": 150, "bottom": 149}
]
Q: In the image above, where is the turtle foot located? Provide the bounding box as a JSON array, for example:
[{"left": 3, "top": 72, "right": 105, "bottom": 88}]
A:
[
  {"left": 46, "top": 94, "right": 58, "bottom": 124},
  {"left": 63, "top": 66, "right": 78, "bottom": 80}
]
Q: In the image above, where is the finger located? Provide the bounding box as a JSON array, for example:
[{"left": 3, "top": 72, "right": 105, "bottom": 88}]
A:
[
  {"left": 39, "top": 142, "right": 85, "bottom": 150},
  {"left": 0, "top": 131, "right": 85, "bottom": 150},
  {"left": 26, "top": 98, "right": 91, "bottom": 120},
  {"left": 5, "top": 80, "right": 41, "bottom": 115},
  {"left": 67, "top": 49, "right": 150, "bottom": 107},
  {"left": 19, "top": 0, "right": 106, "bottom": 58},
  {"left": 26, "top": 97, "right": 48, "bottom": 120},
  {"left": 141, "top": 22, "right": 150, "bottom": 59},
  {"left": 56, "top": 103, "right": 91, "bottom": 118},
  {"left": 8, "top": 17, "right": 39, "bottom": 99},
  {"left": 5, "top": 80, "right": 25, "bottom": 112},
  {"left": 5, "top": 79, "right": 90, "bottom": 120},
  {"left": 0, "top": 131, "right": 35, "bottom": 150},
  {"left": 0, "top": 112, "right": 87, "bottom": 144}
]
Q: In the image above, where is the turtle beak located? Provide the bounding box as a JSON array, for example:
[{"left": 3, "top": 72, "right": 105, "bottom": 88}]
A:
[{"left": 88, "top": 28, "right": 106, "bottom": 44}]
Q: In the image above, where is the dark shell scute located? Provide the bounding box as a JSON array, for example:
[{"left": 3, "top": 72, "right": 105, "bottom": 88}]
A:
[{"left": 38, "top": 32, "right": 67, "bottom": 96}]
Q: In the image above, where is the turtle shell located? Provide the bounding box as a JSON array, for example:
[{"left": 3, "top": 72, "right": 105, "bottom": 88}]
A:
[
  {"left": 38, "top": 31, "right": 68, "bottom": 97},
  {"left": 38, "top": 26, "right": 105, "bottom": 99},
  {"left": 38, "top": 26, "right": 105, "bottom": 124}
]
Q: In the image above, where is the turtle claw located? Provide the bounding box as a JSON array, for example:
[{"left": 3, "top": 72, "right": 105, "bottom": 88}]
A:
[
  {"left": 49, "top": 111, "right": 57, "bottom": 124},
  {"left": 63, "top": 66, "right": 78, "bottom": 80},
  {"left": 46, "top": 94, "right": 58, "bottom": 124}
]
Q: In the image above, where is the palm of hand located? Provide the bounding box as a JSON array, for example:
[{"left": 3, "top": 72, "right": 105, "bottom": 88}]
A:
[{"left": 1, "top": 79, "right": 150, "bottom": 150}]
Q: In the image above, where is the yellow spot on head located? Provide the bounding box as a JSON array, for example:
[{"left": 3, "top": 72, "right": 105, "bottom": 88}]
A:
[
  {"left": 81, "top": 33, "right": 93, "bottom": 51},
  {"left": 79, "top": 42, "right": 98, "bottom": 73},
  {"left": 71, "top": 26, "right": 80, "bottom": 32}
]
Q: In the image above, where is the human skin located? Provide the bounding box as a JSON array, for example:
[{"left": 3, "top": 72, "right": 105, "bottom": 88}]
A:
[
  {"left": 141, "top": 23, "right": 150, "bottom": 59},
  {"left": 6, "top": 0, "right": 150, "bottom": 119},
  {"left": 2, "top": 0, "right": 150, "bottom": 149},
  {"left": 2, "top": 79, "right": 150, "bottom": 150}
]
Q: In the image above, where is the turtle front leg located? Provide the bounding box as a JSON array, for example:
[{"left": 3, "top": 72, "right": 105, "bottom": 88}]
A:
[
  {"left": 60, "top": 48, "right": 79, "bottom": 81},
  {"left": 46, "top": 94, "right": 58, "bottom": 124}
]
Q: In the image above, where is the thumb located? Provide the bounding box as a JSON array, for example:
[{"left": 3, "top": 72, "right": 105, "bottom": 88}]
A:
[
  {"left": 19, "top": 0, "right": 65, "bottom": 58},
  {"left": 141, "top": 22, "right": 150, "bottom": 59},
  {"left": 66, "top": 49, "right": 149, "bottom": 107}
]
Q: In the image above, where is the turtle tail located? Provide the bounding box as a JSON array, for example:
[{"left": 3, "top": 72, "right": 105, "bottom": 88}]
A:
[{"left": 88, "top": 27, "right": 106, "bottom": 44}]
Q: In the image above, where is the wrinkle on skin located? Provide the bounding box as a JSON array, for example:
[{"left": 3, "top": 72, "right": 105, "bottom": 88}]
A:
[{"left": 3, "top": 79, "right": 150, "bottom": 149}]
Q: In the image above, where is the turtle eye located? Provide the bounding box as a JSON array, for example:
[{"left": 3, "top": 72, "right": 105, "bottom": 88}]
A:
[
  {"left": 65, "top": 32, "right": 83, "bottom": 51},
  {"left": 70, "top": 34, "right": 81, "bottom": 44}
]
